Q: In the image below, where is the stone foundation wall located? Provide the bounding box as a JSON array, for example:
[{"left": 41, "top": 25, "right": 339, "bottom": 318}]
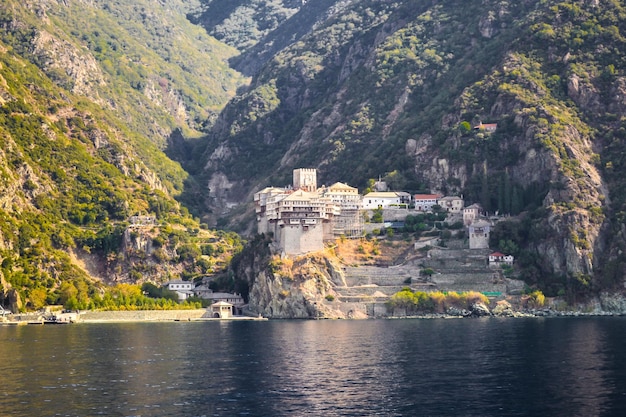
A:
[
  {"left": 79, "top": 309, "right": 208, "bottom": 322},
  {"left": 280, "top": 223, "right": 325, "bottom": 255}
]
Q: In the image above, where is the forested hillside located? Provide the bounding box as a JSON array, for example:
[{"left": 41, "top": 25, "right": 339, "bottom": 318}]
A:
[
  {"left": 3, "top": 0, "right": 626, "bottom": 308},
  {"left": 0, "top": 0, "right": 246, "bottom": 311},
  {"left": 194, "top": 0, "right": 626, "bottom": 298}
]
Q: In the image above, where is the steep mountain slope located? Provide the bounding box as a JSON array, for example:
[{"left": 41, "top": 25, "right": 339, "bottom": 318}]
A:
[
  {"left": 0, "top": 0, "right": 246, "bottom": 310},
  {"left": 197, "top": 0, "right": 626, "bottom": 297},
  {"left": 189, "top": 0, "right": 350, "bottom": 75}
]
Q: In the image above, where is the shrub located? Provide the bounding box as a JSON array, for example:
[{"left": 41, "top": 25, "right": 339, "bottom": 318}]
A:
[
  {"left": 527, "top": 290, "right": 545, "bottom": 308},
  {"left": 420, "top": 268, "right": 434, "bottom": 277}
]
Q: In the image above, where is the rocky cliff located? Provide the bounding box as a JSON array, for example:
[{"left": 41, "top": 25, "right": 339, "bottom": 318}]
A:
[
  {"left": 194, "top": 0, "right": 626, "bottom": 297},
  {"left": 229, "top": 235, "right": 360, "bottom": 319}
]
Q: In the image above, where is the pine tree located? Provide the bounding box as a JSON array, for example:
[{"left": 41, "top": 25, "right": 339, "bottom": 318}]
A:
[{"left": 480, "top": 161, "right": 490, "bottom": 212}]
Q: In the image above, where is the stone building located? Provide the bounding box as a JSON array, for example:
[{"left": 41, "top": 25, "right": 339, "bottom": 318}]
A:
[
  {"left": 437, "top": 196, "right": 464, "bottom": 213},
  {"left": 468, "top": 219, "right": 491, "bottom": 249},
  {"left": 255, "top": 169, "right": 363, "bottom": 254},
  {"left": 463, "top": 203, "right": 482, "bottom": 226},
  {"left": 293, "top": 168, "right": 317, "bottom": 192}
]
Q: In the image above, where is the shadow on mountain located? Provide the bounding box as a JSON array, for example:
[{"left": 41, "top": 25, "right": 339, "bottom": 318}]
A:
[
  {"left": 230, "top": 0, "right": 342, "bottom": 76},
  {"left": 186, "top": 0, "right": 242, "bottom": 30},
  {"left": 164, "top": 128, "right": 211, "bottom": 219}
]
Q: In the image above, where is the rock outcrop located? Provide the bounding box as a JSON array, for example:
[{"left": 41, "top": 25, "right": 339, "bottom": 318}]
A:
[{"left": 247, "top": 253, "right": 349, "bottom": 319}]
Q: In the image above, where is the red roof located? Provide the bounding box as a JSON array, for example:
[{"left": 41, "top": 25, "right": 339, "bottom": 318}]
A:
[
  {"left": 490, "top": 252, "right": 505, "bottom": 257},
  {"left": 414, "top": 194, "right": 442, "bottom": 200},
  {"left": 474, "top": 122, "right": 498, "bottom": 130}
]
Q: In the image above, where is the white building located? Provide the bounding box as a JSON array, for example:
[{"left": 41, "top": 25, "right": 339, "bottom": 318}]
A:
[
  {"left": 362, "top": 191, "right": 411, "bottom": 209},
  {"left": 210, "top": 301, "right": 233, "bottom": 318},
  {"left": 468, "top": 219, "right": 491, "bottom": 249},
  {"left": 414, "top": 194, "right": 442, "bottom": 211},
  {"left": 437, "top": 196, "right": 464, "bottom": 213},
  {"left": 489, "top": 252, "right": 514, "bottom": 268},
  {"left": 320, "top": 182, "right": 363, "bottom": 237},
  {"left": 474, "top": 122, "right": 498, "bottom": 133},
  {"left": 254, "top": 187, "right": 286, "bottom": 234},
  {"left": 164, "top": 280, "right": 194, "bottom": 301}
]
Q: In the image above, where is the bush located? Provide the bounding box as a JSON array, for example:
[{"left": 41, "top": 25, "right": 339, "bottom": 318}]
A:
[
  {"left": 420, "top": 268, "right": 434, "bottom": 277},
  {"left": 526, "top": 290, "right": 545, "bottom": 308},
  {"left": 386, "top": 290, "right": 490, "bottom": 314}
]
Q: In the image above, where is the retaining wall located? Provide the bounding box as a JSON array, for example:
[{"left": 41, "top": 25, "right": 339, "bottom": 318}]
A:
[
  {"left": 79, "top": 309, "right": 208, "bottom": 322},
  {"left": 343, "top": 266, "right": 421, "bottom": 287}
]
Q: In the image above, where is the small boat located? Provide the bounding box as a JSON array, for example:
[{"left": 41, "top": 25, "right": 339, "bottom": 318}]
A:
[
  {"left": 43, "top": 313, "right": 75, "bottom": 324},
  {"left": 43, "top": 317, "right": 71, "bottom": 324}
]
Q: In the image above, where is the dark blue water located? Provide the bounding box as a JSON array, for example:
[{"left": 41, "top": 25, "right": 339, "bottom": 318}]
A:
[{"left": 1, "top": 318, "right": 625, "bottom": 416}]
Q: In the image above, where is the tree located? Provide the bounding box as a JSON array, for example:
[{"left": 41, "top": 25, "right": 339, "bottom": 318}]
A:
[
  {"left": 28, "top": 288, "right": 48, "bottom": 310},
  {"left": 383, "top": 170, "right": 406, "bottom": 191},
  {"left": 420, "top": 268, "right": 435, "bottom": 277},
  {"left": 498, "top": 239, "right": 520, "bottom": 256},
  {"left": 504, "top": 168, "right": 512, "bottom": 214},
  {"left": 480, "top": 161, "right": 491, "bottom": 213},
  {"left": 59, "top": 282, "right": 78, "bottom": 306},
  {"left": 371, "top": 208, "right": 383, "bottom": 223},
  {"left": 459, "top": 121, "right": 472, "bottom": 134}
]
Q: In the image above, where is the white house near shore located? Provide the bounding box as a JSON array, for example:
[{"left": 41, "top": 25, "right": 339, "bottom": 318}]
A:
[
  {"left": 164, "top": 280, "right": 194, "bottom": 301},
  {"left": 211, "top": 301, "right": 233, "bottom": 318}
]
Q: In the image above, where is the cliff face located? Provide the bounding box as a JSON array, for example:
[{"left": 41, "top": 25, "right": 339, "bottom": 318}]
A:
[
  {"left": 248, "top": 254, "right": 348, "bottom": 319},
  {"left": 195, "top": 0, "right": 626, "bottom": 296},
  {"left": 230, "top": 237, "right": 353, "bottom": 318}
]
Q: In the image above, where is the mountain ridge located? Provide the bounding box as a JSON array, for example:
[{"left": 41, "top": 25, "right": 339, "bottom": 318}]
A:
[
  {"left": 0, "top": 0, "right": 246, "bottom": 311},
  {"left": 1, "top": 0, "right": 626, "bottom": 309},
  {"left": 193, "top": 0, "right": 626, "bottom": 298}
]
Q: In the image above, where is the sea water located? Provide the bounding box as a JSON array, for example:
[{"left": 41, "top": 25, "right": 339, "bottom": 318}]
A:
[{"left": 1, "top": 317, "right": 625, "bottom": 416}]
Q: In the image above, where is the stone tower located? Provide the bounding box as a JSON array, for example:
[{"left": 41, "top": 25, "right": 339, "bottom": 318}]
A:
[{"left": 293, "top": 168, "right": 317, "bottom": 192}]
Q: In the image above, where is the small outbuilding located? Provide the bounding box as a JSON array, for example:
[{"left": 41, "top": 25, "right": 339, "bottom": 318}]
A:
[{"left": 211, "top": 301, "right": 233, "bottom": 319}]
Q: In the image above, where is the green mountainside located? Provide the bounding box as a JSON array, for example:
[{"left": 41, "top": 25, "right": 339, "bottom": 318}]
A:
[
  {"left": 195, "top": 0, "right": 626, "bottom": 298},
  {"left": 0, "top": 0, "right": 246, "bottom": 311},
  {"left": 3, "top": 0, "right": 626, "bottom": 308}
]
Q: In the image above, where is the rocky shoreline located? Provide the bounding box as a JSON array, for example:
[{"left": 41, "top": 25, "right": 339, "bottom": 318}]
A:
[
  {"left": 387, "top": 308, "right": 626, "bottom": 320},
  {"left": 3, "top": 293, "right": 626, "bottom": 323},
  {"left": 383, "top": 293, "right": 626, "bottom": 319}
]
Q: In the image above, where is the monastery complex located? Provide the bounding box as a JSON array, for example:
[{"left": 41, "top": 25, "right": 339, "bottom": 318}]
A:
[
  {"left": 255, "top": 169, "right": 363, "bottom": 255},
  {"left": 255, "top": 168, "right": 506, "bottom": 259}
]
